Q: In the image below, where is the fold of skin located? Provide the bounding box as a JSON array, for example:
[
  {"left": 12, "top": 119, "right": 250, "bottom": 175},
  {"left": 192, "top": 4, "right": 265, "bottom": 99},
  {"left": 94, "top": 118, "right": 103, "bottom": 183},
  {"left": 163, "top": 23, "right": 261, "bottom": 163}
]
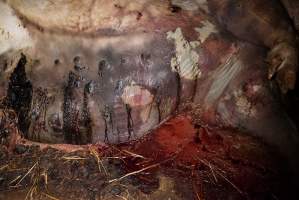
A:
[{"left": 0, "top": 0, "right": 299, "bottom": 175}]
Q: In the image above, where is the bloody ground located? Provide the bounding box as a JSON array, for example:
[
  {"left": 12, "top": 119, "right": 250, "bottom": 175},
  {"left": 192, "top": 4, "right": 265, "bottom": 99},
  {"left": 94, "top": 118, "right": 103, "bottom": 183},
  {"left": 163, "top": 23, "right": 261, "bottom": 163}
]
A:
[{"left": 0, "top": 114, "right": 297, "bottom": 200}]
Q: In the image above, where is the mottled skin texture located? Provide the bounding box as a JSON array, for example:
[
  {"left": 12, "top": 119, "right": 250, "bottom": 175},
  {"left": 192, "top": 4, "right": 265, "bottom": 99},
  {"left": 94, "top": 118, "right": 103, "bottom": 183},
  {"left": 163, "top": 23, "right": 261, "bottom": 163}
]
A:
[{"left": 0, "top": 0, "right": 299, "bottom": 173}]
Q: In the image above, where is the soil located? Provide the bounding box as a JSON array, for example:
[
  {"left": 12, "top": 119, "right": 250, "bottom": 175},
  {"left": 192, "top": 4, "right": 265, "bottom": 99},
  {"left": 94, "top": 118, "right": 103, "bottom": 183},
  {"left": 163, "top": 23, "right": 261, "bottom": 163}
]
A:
[{"left": 0, "top": 114, "right": 297, "bottom": 200}]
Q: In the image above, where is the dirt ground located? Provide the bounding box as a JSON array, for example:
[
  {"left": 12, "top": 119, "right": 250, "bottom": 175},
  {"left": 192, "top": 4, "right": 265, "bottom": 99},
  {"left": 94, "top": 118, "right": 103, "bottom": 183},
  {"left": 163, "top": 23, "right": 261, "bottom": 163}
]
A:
[{"left": 0, "top": 114, "right": 297, "bottom": 200}]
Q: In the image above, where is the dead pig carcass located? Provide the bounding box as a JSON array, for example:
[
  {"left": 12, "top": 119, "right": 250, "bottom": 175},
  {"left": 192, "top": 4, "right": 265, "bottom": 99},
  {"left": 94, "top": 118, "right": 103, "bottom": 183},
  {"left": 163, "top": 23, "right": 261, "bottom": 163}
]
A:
[{"left": 0, "top": 0, "right": 299, "bottom": 176}]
